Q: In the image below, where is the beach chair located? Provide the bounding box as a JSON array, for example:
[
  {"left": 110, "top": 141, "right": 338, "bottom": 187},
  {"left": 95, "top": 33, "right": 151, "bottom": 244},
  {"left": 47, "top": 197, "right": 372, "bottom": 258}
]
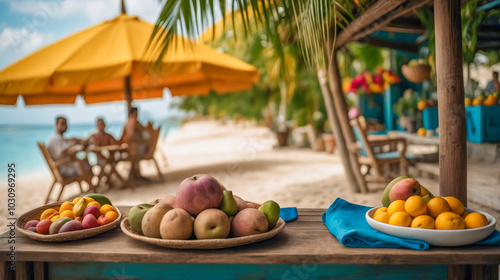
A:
[
  {"left": 37, "top": 142, "right": 94, "bottom": 204},
  {"left": 120, "top": 124, "right": 164, "bottom": 183},
  {"left": 350, "top": 116, "right": 408, "bottom": 186}
]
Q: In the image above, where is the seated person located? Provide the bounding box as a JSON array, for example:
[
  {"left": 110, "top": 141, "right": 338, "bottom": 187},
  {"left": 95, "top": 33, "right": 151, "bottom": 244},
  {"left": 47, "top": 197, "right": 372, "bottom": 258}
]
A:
[
  {"left": 120, "top": 107, "right": 151, "bottom": 181},
  {"left": 88, "top": 117, "right": 120, "bottom": 146},
  {"left": 47, "top": 116, "right": 91, "bottom": 178}
]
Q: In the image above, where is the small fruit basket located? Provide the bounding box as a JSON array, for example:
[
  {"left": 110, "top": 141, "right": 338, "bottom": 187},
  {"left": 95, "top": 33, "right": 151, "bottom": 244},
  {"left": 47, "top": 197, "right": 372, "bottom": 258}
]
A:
[
  {"left": 16, "top": 194, "right": 122, "bottom": 242},
  {"left": 121, "top": 174, "right": 286, "bottom": 249},
  {"left": 401, "top": 63, "right": 431, "bottom": 84}
]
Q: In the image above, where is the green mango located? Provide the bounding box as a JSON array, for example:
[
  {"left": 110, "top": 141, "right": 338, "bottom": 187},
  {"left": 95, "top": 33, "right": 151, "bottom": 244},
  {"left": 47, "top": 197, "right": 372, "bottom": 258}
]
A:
[
  {"left": 219, "top": 190, "right": 238, "bottom": 217},
  {"left": 84, "top": 193, "right": 112, "bottom": 206},
  {"left": 381, "top": 176, "right": 408, "bottom": 207}
]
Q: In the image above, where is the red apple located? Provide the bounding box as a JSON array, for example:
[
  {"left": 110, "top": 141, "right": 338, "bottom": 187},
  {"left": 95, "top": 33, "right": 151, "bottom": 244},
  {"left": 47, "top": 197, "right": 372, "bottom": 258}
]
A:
[
  {"left": 176, "top": 174, "right": 224, "bottom": 216},
  {"left": 97, "top": 215, "right": 111, "bottom": 226},
  {"left": 389, "top": 178, "right": 421, "bottom": 203},
  {"left": 231, "top": 208, "right": 268, "bottom": 237}
]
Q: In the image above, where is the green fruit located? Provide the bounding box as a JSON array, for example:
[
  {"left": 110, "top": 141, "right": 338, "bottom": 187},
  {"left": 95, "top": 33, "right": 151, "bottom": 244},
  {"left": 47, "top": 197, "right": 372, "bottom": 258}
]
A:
[
  {"left": 422, "top": 194, "right": 433, "bottom": 203},
  {"left": 258, "top": 200, "right": 280, "bottom": 229},
  {"left": 73, "top": 198, "right": 87, "bottom": 217},
  {"left": 381, "top": 176, "right": 408, "bottom": 207},
  {"left": 128, "top": 203, "right": 153, "bottom": 235},
  {"left": 84, "top": 193, "right": 112, "bottom": 206},
  {"left": 219, "top": 190, "right": 238, "bottom": 216},
  {"left": 493, "top": 91, "right": 500, "bottom": 99}
]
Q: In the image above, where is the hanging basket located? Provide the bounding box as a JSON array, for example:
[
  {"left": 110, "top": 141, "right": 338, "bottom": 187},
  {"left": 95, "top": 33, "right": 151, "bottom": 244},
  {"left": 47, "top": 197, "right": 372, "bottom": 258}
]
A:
[{"left": 401, "top": 64, "right": 431, "bottom": 84}]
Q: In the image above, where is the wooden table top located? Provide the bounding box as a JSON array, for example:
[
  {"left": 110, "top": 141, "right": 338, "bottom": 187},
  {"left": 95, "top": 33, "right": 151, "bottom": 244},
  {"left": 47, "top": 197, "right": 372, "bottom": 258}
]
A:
[
  {"left": 388, "top": 131, "right": 440, "bottom": 145},
  {"left": 1, "top": 208, "right": 499, "bottom": 265}
]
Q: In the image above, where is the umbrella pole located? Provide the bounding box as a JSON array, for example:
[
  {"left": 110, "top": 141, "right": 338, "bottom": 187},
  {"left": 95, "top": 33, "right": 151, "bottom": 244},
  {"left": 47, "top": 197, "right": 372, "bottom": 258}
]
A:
[{"left": 124, "top": 75, "right": 132, "bottom": 117}]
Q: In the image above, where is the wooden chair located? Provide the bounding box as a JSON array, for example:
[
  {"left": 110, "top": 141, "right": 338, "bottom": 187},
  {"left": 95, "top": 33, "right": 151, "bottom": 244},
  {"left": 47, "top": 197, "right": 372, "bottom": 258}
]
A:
[
  {"left": 120, "top": 124, "right": 164, "bottom": 183},
  {"left": 37, "top": 142, "right": 94, "bottom": 204},
  {"left": 349, "top": 116, "right": 408, "bottom": 185}
]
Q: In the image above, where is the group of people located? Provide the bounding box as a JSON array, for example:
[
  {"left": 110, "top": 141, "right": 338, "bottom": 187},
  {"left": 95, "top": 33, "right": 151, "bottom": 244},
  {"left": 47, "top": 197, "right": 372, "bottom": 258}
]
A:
[{"left": 46, "top": 107, "right": 151, "bottom": 184}]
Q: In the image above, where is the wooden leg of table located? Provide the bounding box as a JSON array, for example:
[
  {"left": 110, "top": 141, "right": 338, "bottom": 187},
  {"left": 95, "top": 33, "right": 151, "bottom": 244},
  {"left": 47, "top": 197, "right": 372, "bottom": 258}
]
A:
[
  {"left": 448, "top": 265, "right": 470, "bottom": 280},
  {"left": 472, "top": 265, "right": 498, "bottom": 280},
  {"left": 15, "top": 261, "right": 30, "bottom": 280},
  {"left": 33, "top": 262, "right": 46, "bottom": 280}
]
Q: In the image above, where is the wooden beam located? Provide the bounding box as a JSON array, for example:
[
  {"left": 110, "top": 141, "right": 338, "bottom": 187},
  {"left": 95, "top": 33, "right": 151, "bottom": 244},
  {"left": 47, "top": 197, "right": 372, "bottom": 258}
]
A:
[
  {"left": 336, "top": 0, "right": 432, "bottom": 48},
  {"left": 382, "top": 22, "right": 425, "bottom": 34},
  {"left": 357, "top": 37, "right": 419, "bottom": 53},
  {"left": 317, "top": 69, "right": 360, "bottom": 193},
  {"left": 434, "top": 0, "right": 467, "bottom": 203},
  {"left": 124, "top": 75, "right": 132, "bottom": 117}
]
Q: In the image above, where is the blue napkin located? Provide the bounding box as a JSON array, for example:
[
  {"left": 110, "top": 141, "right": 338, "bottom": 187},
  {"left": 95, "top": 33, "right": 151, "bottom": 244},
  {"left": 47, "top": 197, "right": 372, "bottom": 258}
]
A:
[
  {"left": 477, "top": 229, "right": 500, "bottom": 245},
  {"left": 322, "top": 198, "right": 429, "bottom": 250},
  {"left": 280, "top": 207, "right": 298, "bottom": 222}
]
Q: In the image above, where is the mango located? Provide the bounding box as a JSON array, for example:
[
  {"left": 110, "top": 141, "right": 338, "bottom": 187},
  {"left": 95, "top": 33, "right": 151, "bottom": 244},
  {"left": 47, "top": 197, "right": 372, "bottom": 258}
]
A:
[
  {"left": 49, "top": 217, "right": 72, "bottom": 234},
  {"left": 24, "top": 220, "right": 39, "bottom": 230},
  {"left": 36, "top": 219, "right": 53, "bottom": 234},
  {"left": 59, "top": 220, "right": 82, "bottom": 233},
  {"left": 82, "top": 214, "right": 99, "bottom": 229},
  {"left": 381, "top": 176, "right": 408, "bottom": 207},
  {"left": 84, "top": 193, "right": 112, "bottom": 206},
  {"left": 73, "top": 197, "right": 87, "bottom": 217}
]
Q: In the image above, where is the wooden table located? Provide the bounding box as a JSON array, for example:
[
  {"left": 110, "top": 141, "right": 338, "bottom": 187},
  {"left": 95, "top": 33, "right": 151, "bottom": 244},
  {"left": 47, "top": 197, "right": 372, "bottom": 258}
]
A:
[
  {"left": 1, "top": 208, "right": 499, "bottom": 280},
  {"left": 85, "top": 145, "right": 128, "bottom": 190}
]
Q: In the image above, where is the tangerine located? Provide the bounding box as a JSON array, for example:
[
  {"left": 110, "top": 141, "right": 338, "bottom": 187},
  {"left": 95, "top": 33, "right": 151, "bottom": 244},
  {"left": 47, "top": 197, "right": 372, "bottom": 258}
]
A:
[
  {"left": 410, "top": 215, "right": 435, "bottom": 229},
  {"left": 427, "top": 197, "right": 451, "bottom": 218},
  {"left": 387, "top": 200, "right": 406, "bottom": 217},
  {"left": 87, "top": 201, "right": 101, "bottom": 209},
  {"left": 404, "top": 195, "right": 427, "bottom": 218},
  {"left": 388, "top": 212, "right": 412, "bottom": 227},
  {"left": 374, "top": 212, "right": 390, "bottom": 224},
  {"left": 442, "top": 196, "right": 464, "bottom": 215},
  {"left": 59, "top": 201, "right": 74, "bottom": 214},
  {"left": 435, "top": 212, "right": 465, "bottom": 230},
  {"left": 464, "top": 212, "right": 488, "bottom": 229},
  {"left": 374, "top": 207, "right": 388, "bottom": 217},
  {"left": 105, "top": 211, "right": 118, "bottom": 222},
  {"left": 100, "top": 204, "right": 117, "bottom": 216},
  {"left": 60, "top": 210, "right": 75, "bottom": 220}
]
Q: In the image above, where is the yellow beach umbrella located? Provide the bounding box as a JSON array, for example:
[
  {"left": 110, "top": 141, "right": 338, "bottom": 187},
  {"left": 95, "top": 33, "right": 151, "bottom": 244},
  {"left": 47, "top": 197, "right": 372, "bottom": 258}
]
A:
[{"left": 0, "top": 13, "right": 259, "bottom": 108}]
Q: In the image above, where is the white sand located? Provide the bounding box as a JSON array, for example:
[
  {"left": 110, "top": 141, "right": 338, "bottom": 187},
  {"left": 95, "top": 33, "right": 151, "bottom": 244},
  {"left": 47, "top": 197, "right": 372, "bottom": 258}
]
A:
[{"left": 1, "top": 119, "right": 498, "bottom": 231}]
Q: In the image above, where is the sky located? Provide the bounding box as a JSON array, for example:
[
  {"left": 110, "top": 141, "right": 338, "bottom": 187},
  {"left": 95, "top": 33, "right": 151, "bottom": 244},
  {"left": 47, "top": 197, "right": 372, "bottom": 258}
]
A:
[{"left": 0, "top": 0, "right": 185, "bottom": 125}]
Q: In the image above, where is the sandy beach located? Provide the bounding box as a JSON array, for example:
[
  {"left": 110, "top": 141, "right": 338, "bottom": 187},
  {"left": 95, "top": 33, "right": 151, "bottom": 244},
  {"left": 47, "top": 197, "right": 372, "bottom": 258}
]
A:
[{"left": 1, "top": 119, "right": 498, "bottom": 230}]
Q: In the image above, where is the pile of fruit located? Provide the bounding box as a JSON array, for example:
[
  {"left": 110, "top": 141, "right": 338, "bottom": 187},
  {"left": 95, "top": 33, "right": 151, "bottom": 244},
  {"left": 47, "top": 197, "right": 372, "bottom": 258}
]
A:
[
  {"left": 24, "top": 194, "right": 119, "bottom": 235},
  {"left": 375, "top": 176, "right": 489, "bottom": 230},
  {"left": 128, "top": 174, "right": 281, "bottom": 240},
  {"left": 466, "top": 92, "right": 500, "bottom": 106}
]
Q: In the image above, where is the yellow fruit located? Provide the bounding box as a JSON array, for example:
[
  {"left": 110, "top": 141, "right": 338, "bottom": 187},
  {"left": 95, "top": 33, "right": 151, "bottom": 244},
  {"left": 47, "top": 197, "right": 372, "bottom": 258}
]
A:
[
  {"left": 426, "top": 197, "right": 451, "bottom": 218},
  {"left": 417, "top": 100, "right": 428, "bottom": 111},
  {"left": 461, "top": 210, "right": 470, "bottom": 219},
  {"left": 472, "top": 97, "right": 483, "bottom": 106},
  {"left": 100, "top": 204, "right": 117, "bottom": 216},
  {"left": 484, "top": 96, "right": 498, "bottom": 106},
  {"left": 40, "top": 208, "right": 58, "bottom": 220},
  {"left": 72, "top": 197, "right": 81, "bottom": 204},
  {"left": 73, "top": 197, "right": 94, "bottom": 205},
  {"left": 417, "top": 128, "right": 426, "bottom": 136},
  {"left": 105, "top": 211, "right": 118, "bottom": 222},
  {"left": 374, "top": 207, "right": 388, "bottom": 217},
  {"left": 464, "top": 97, "right": 472, "bottom": 106},
  {"left": 420, "top": 186, "right": 431, "bottom": 197},
  {"left": 51, "top": 215, "right": 61, "bottom": 222},
  {"left": 374, "top": 212, "right": 390, "bottom": 223},
  {"left": 388, "top": 212, "right": 412, "bottom": 227},
  {"left": 404, "top": 195, "right": 427, "bottom": 218},
  {"left": 59, "top": 202, "right": 74, "bottom": 214},
  {"left": 435, "top": 212, "right": 465, "bottom": 230},
  {"left": 442, "top": 196, "right": 464, "bottom": 216},
  {"left": 87, "top": 201, "right": 101, "bottom": 209},
  {"left": 464, "top": 212, "right": 488, "bottom": 229},
  {"left": 411, "top": 215, "right": 435, "bottom": 229},
  {"left": 60, "top": 210, "right": 75, "bottom": 220},
  {"left": 387, "top": 200, "right": 406, "bottom": 217}
]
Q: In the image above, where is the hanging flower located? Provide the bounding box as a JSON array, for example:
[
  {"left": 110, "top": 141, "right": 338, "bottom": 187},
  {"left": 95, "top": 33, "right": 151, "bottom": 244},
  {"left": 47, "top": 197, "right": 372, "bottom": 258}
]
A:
[{"left": 345, "top": 68, "right": 400, "bottom": 95}]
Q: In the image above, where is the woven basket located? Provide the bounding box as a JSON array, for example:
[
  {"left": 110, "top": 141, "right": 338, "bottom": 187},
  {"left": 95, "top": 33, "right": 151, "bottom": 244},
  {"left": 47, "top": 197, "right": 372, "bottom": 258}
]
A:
[
  {"left": 401, "top": 64, "right": 431, "bottom": 84},
  {"left": 120, "top": 217, "right": 285, "bottom": 249},
  {"left": 16, "top": 202, "right": 122, "bottom": 242}
]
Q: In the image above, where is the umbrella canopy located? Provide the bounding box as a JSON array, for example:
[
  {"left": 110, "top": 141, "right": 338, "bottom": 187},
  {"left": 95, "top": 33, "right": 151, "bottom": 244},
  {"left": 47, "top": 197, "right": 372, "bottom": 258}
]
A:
[{"left": 0, "top": 14, "right": 259, "bottom": 106}]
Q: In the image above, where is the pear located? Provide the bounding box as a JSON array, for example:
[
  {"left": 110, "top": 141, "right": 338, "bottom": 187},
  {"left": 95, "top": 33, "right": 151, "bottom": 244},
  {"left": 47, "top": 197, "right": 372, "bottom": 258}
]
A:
[
  {"left": 73, "top": 197, "right": 87, "bottom": 217},
  {"left": 258, "top": 200, "right": 280, "bottom": 229},
  {"left": 219, "top": 190, "right": 238, "bottom": 216}
]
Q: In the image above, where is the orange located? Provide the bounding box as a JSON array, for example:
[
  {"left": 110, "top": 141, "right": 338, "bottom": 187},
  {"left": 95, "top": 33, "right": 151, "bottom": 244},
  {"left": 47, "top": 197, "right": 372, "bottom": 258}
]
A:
[
  {"left": 404, "top": 195, "right": 427, "bottom": 218},
  {"left": 417, "top": 128, "right": 426, "bottom": 136},
  {"left": 464, "top": 97, "right": 472, "bottom": 106},
  {"left": 426, "top": 197, "right": 451, "bottom": 218},
  {"left": 100, "top": 204, "right": 117, "bottom": 216},
  {"left": 388, "top": 212, "right": 412, "bottom": 227},
  {"left": 59, "top": 201, "right": 74, "bottom": 214},
  {"left": 411, "top": 215, "right": 435, "bottom": 229},
  {"left": 387, "top": 200, "right": 406, "bottom": 217},
  {"left": 51, "top": 215, "right": 61, "bottom": 222},
  {"left": 374, "top": 207, "right": 388, "bottom": 217},
  {"left": 374, "top": 212, "right": 390, "bottom": 224},
  {"left": 435, "top": 212, "right": 465, "bottom": 230},
  {"left": 464, "top": 212, "right": 488, "bottom": 229},
  {"left": 87, "top": 201, "right": 101, "bottom": 209},
  {"left": 442, "top": 196, "right": 464, "bottom": 215},
  {"left": 417, "top": 100, "right": 427, "bottom": 111},
  {"left": 105, "top": 211, "right": 118, "bottom": 222},
  {"left": 40, "top": 208, "right": 59, "bottom": 220},
  {"left": 461, "top": 210, "right": 470, "bottom": 219},
  {"left": 60, "top": 210, "right": 75, "bottom": 220}
]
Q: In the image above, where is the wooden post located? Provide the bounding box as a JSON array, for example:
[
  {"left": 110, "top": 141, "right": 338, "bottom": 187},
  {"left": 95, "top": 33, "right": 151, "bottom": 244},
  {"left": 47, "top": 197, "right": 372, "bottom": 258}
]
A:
[
  {"left": 317, "top": 69, "right": 360, "bottom": 192},
  {"left": 124, "top": 75, "right": 133, "bottom": 117},
  {"left": 434, "top": 0, "right": 467, "bottom": 203},
  {"left": 325, "top": 39, "right": 368, "bottom": 193}
]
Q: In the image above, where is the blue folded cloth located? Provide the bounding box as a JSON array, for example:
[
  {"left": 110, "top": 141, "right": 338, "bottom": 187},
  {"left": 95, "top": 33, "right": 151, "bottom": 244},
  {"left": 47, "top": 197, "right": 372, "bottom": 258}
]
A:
[
  {"left": 322, "top": 198, "right": 500, "bottom": 250},
  {"left": 280, "top": 207, "right": 298, "bottom": 222}
]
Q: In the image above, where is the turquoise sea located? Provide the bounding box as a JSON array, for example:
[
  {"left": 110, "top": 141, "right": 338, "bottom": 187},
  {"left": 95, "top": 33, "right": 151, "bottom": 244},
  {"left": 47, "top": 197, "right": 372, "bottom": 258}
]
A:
[{"left": 0, "top": 118, "right": 181, "bottom": 180}]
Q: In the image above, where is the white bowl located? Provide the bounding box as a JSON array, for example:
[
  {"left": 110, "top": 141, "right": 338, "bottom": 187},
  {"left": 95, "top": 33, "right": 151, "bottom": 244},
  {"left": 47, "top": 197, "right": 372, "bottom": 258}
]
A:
[{"left": 366, "top": 207, "right": 496, "bottom": 247}]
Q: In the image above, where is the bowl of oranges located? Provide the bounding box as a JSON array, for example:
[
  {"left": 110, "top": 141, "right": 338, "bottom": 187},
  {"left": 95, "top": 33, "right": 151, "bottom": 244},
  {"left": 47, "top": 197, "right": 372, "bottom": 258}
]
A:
[{"left": 366, "top": 196, "right": 496, "bottom": 246}]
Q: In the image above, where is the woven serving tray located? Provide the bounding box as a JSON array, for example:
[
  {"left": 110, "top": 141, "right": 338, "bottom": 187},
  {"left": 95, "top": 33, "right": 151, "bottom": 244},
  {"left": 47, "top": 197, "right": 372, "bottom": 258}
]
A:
[
  {"left": 121, "top": 217, "right": 285, "bottom": 249},
  {"left": 16, "top": 202, "right": 122, "bottom": 242}
]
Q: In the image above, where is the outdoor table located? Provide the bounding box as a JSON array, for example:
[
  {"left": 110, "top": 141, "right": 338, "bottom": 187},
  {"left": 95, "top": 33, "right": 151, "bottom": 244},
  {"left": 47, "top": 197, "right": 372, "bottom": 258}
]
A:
[
  {"left": 1, "top": 208, "right": 498, "bottom": 280},
  {"left": 85, "top": 144, "right": 128, "bottom": 190}
]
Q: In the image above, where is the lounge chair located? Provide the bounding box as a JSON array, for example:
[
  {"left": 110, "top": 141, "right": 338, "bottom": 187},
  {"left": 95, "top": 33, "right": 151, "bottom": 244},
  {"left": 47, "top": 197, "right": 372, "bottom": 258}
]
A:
[
  {"left": 350, "top": 116, "right": 408, "bottom": 186},
  {"left": 37, "top": 142, "right": 94, "bottom": 204}
]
